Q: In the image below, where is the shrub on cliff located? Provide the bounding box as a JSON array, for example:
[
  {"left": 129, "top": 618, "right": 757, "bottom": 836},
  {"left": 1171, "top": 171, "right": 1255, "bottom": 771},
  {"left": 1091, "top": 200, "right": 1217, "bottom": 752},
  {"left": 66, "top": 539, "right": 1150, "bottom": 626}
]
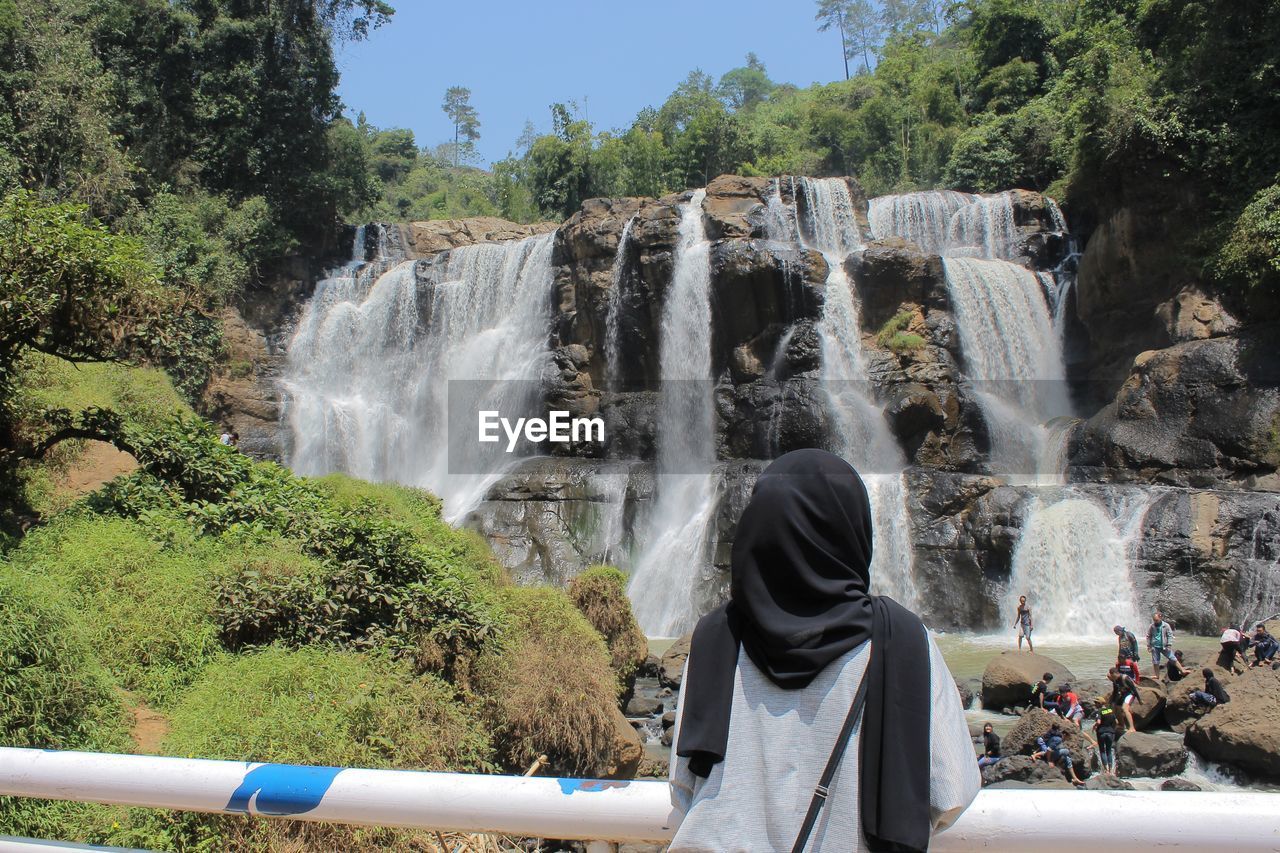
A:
[
  {"left": 2, "top": 514, "right": 227, "bottom": 705},
  {"left": 569, "top": 565, "right": 648, "bottom": 688},
  {"left": 876, "top": 310, "right": 926, "bottom": 354},
  {"left": 165, "top": 646, "right": 492, "bottom": 771},
  {"left": 474, "top": 586, "right": 625, "bottom": 776}
]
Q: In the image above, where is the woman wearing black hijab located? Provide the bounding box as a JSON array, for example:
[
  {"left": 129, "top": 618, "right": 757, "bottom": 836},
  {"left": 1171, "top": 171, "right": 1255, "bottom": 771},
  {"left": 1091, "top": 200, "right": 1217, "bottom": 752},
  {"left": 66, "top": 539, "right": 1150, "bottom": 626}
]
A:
[{"left": 668, "top": 450, "right": 978, "bottom": 852}]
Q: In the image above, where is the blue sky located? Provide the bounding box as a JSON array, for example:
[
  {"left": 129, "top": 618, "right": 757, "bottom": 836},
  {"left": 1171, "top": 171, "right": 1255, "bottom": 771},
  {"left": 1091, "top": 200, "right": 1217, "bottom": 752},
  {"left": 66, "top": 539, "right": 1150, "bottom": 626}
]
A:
[{"left": 334, "top": 1, "right": 848, "bottom": 167}]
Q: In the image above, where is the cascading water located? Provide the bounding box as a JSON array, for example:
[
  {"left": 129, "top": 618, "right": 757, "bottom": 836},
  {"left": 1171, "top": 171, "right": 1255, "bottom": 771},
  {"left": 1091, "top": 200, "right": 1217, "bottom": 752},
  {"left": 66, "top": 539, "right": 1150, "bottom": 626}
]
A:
[
  {"left": 940, "top": 256, "right": 1072, "bottom": 481},
  {"left": 868, "top": 190, "right": 1020, "bottom": 260},
  {"left": 779, "top": 177, "right": 920, "bottom": 609},
  {"left": 283, "top": 231, "right": 558, "bottom": 523},
  {"left": 1002, "top": 489, "right": 1146, "bottom": 636},
  {"left": 604, "top": 215, "right": 637, "bottom": 389},
  {"left": 627, "top": 190, "right": 722, "bottom": 636}
]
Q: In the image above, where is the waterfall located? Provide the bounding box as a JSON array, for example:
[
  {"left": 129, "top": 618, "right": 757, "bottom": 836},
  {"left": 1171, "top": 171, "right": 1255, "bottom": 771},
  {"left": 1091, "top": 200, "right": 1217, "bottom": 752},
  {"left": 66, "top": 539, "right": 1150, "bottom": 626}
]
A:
[
  {"left": 627, "top": 190, "right": 722, "bottom": 636},
  {"left": 941, "top": 257, "right": 1072, "bottom": 482},
  {"left": 783, "top": 177, "right": 920, "bottom": 609},
  {"left": 283, "top": 231, "right": 558, "bottom": 523},
  {"left": 604, "top": 216, "right": 637, "bottom": 389},
  {"left": 868, "top": 190, "right": 977, "bottom": 255},
  {"left": 1002, "top": 490, "right": 1146, "bottom": 637}
]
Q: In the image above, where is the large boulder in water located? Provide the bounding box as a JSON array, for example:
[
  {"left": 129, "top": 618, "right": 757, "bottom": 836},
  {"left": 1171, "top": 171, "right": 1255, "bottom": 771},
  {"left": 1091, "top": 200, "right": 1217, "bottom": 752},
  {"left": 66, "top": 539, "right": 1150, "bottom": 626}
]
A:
[
  {"left": 1000, "top": 708, "right": 1091, "bottom": 779},
  {"left": 981, "top": 652, "right": 1075, "bottom": 710},
  {"left": 1116, "top": 731, "right": 1188, "bottom": 777},
  {"left": 980, "top": 755, "right": 1064, "bottom": 786},
  {"left": 1127, "top": 679, "right": 1168, "bottom": 730},
  {"left": 659, "top": 633, "right": 693, "bottom": 690},
  {"left": 1164, "top": 664, "right": 1238, "bottom": 731},
  {"left": 1185, "top": 667, "right": 1280, "bottom": 780}
]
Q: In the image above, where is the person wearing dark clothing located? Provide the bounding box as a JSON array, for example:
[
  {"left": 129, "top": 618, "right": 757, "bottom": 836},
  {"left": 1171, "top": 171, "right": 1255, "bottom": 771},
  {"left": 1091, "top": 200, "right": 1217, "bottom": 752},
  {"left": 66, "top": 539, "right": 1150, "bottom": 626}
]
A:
[
  {"left": 1251, "top": 626, "right": 1279, "bottom": 667},
  {"left": 1114, "top": 625, "right": 1140, "bottom": 663},
  {"left": 1032, "top": 724, "right": 1084, "bottom": 786},
  {"left": 1093, "top": 706, "right": 1119, "bottom": 776},
  {"left": 1013, "top": 596, "right": 1034, "bottom": 652},
  {"left": 1166, "top": 650, "right": 1191, "bottom": 682},
  {"left": 1030, "top": 673, "right": 1057, "bottom": 711},
  {"left": 1190, "top": 668, "right": 1231, "bottom": 710},
  {"left": 1108, "top": 667, "right": 1140, "bottom": 731},
  {"left": 1217, "top": 627, "right": 1249, "bottom": 673},
  {"left": 977, "top": 723, "right": 1002, "bottom": 769}
]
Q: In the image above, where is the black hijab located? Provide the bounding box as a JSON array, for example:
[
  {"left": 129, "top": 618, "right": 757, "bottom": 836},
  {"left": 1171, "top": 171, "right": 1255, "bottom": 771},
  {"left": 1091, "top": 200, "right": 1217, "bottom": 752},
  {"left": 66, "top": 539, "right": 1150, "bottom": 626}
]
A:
[{"left": 677, "top": 449, "right": 932, "bottom": 853}]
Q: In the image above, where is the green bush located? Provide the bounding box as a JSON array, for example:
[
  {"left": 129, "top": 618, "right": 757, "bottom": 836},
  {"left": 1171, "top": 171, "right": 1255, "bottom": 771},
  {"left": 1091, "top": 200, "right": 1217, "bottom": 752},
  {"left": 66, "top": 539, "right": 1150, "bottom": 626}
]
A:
[
  {"left": 474, "top": 587, "right": 624, "bottom": 776},
  {"left": 165, "top": 646, "right": 491, "bottom": 771},
  {"left": 0, "top": 573, "right": 127, "bottom": 750},
  {"left": 1216, "top": 182, "right": 1280, "bottom": 300},
  {"left": 3, "top": 514, "right": 229, "bottom": 704},
  {"left": 568, "top": 565, "right": 647, "bottom": 688},
  {"left": 876, "top": 310, "right": 927, "bottom": 353}
]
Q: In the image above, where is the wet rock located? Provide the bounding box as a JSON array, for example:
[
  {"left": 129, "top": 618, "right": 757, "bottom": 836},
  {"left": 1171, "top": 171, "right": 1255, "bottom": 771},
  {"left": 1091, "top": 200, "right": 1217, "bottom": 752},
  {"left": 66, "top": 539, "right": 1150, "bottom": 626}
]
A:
[
  {"left": 981, "top": 653, "right": 1076, "bottom": 711},
  {"left": 980, "top": 755, "right": 1063, "bottom": 786},
  {"left": 602, "top": 706, "right": 645, "bottom": 779},
  {"left": 407, "top": 216, "right": 556, "bottom": 255},
  {"left": 1116, "top": 731, "right": 1188, "bottom": 777},
  {"left": 847, "top": 240, "right": 947, "bottom": 332},
  {"left": 956, "top": 677, "right": 980, "bottom": 710},
  {"left": 661, "top": 711, "right": 676, "bottom": 730},
  {"left": 702, "top": 174, "right": 772, "bottom": 239},
  {"left": 1128, "top": 680, "right": 1168, "bottom": 730},
  {"left": 1084, "top": 774, "right": 1133, "bottom": 790},
  {"left": 1156, "top": 286, "right": 1240, "bottom": 343},
  {"left": 1001, "top": 708, "right": 1091, "bottom": 778},
  {"left": 1185, "top": 667, "right": 1280, "bottom": 779},
  {"left": 1161, "top": 778, "right": 1202, "bottom": 791},
  {"left": 639, "top": 654, "right": 662, "bottom": 678},
  {"left": 660, "top": 634, "right": 692, "bottom": 690},
  {"left": 625, "top": 697, "right": 663, "bottom": 717},
  {"left": 1071, "top": 327, "right": 1280, "bottom": 492}
]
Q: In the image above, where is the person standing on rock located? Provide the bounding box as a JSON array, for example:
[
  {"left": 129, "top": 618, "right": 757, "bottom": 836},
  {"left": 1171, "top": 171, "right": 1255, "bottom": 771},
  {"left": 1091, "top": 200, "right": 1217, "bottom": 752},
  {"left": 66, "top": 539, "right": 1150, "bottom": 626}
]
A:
[
  {"left": 1107, "top": 667, "right": 1140, "bottom": 732},
  {"left": 1114, "top": 625, "right": 1140, "bottom": 664},
  {"left": 1092, "top": 706, "right": 1119, "bottom": 776},
  {"left": 668, "top": 450, "right": 978, "bottom": 853},
  {"left": 1013, "top": 596, "right": 1034, "bottom": 652},
  {"left": 1146, "top": 612, "right": 1174, "bottom": 677}
]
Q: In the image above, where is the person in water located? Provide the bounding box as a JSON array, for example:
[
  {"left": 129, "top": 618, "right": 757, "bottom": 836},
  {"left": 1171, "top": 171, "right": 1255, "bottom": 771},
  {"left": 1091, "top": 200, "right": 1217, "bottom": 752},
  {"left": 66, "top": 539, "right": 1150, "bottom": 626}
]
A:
[
  {"left": 1013, "top": 595, "right": 1034, "bottom": 652},
  {"left": 1092, "top": 706, "right": 1119, "bottom": 776},
  {"left": 978, "top": 722, "right": 1001, "bottom": 769},
  {"left": 668, "top": 450, "right": 979, "bottom": 853},
  {"left": 1190, "top": 667, "right": 1231, "bottom": 711},
  {"left": 1146, "top": 612, "right": 1175, "bottom": 677}
]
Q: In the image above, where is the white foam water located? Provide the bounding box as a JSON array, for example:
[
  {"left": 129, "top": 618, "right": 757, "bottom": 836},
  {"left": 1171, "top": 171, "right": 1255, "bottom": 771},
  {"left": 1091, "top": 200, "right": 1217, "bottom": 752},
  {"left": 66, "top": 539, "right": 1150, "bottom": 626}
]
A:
[
  {"left": 283, "top": 231, "right": 558, "bottom": 523},
  {"left": 628, "top": 190, "right": 722, "bottom": 636}
]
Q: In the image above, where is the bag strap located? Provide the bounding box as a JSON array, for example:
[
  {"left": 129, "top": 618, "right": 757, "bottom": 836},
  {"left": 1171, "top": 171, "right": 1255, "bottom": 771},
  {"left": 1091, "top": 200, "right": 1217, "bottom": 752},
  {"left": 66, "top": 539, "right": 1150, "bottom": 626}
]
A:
[{"left": 791, "top": 670, "right": 871, "bottom": 853}]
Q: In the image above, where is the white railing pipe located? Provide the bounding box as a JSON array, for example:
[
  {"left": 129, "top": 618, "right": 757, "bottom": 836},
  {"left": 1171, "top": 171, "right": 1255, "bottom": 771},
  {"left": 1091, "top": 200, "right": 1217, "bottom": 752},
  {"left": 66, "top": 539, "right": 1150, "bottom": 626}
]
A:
[{"left": 1, "top": 749, "right": 1278, "bottom": 850}]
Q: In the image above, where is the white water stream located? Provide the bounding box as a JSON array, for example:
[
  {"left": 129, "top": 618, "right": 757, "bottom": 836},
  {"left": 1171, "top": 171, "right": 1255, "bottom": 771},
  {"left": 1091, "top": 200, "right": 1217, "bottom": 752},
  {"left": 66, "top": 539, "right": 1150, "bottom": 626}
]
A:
[
  {"left": 283, "top": 231, "right": 557, "bottom": 523},
  {"left": 627, "top": 191, "right": 722, "bottom": 636}
]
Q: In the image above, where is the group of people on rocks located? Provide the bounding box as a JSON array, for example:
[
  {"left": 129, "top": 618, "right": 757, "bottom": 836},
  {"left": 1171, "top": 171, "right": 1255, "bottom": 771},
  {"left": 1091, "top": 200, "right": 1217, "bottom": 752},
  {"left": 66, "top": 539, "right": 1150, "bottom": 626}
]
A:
[{"left": 982, "top": 601, "right": 1279, "bottom": 785}]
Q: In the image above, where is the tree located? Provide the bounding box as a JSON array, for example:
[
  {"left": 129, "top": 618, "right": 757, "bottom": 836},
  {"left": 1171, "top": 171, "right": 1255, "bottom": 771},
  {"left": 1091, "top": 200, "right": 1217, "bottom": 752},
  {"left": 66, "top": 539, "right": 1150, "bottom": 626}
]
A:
[
  {"left": 815, "top": 0, "right": 882, "bottom": 77},
  {"left": 717, "top": 53, "right": 776, "bottom": 111},
  {"left": 0, "top": 191, "right": 177, "bottom": 462},
  {"left": 442, "top": 86, "right": 481, "bottom": 167}
]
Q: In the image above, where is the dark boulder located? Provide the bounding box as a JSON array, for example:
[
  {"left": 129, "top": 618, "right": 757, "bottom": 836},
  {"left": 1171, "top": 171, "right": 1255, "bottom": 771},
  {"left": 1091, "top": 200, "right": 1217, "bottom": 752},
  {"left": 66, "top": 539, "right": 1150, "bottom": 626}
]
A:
[{"left": 1116, "top": 731, "right": 1189, "bottom": 777}]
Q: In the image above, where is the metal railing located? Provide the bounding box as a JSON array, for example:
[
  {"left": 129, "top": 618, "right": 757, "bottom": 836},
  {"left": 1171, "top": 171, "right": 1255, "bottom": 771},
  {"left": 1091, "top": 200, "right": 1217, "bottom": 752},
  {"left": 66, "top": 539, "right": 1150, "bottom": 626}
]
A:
[{"left": 1, "top": 748, "right": 1278, "bottom": 851}]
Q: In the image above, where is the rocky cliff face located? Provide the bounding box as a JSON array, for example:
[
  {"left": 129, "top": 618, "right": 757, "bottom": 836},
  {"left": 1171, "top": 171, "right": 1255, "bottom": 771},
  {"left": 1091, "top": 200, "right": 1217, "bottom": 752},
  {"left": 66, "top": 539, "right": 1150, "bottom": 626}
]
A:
[{"left": 228, "top": 179, "right": 1278, "bottom": 634}]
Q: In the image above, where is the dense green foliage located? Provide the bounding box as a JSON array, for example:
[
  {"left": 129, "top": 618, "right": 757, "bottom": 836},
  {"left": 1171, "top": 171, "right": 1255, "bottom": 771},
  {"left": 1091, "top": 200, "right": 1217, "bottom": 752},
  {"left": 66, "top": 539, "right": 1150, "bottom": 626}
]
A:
[{"left": 569, "top": 565, "right": 649, "bottom": 688}]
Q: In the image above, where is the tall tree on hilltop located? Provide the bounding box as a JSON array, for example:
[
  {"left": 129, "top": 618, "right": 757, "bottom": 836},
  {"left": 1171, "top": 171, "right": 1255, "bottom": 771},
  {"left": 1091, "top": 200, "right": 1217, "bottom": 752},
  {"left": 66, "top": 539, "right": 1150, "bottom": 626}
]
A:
[
  {"left": 815, "top": 0, "right": 882, "bottom": 77},
  {"left": 442, "top": 86, "right": 481, "bottom": 167}
]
